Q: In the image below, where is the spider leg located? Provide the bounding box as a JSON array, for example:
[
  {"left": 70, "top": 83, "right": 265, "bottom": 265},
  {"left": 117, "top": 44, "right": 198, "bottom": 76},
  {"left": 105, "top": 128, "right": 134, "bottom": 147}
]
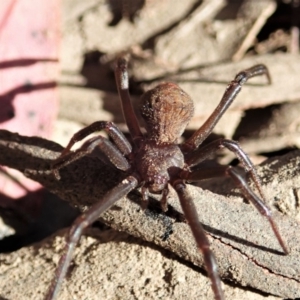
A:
[
  {"left": 45, "top": 175, "right": 139, "bottom": 300},
  {"left": 227, "top": 167, "right": 288, "bottom": 254},
  {"left": 184, "top": 141, "right": 288, "bottom": 254},
  {"left": 58, "top": 121, "right": 132, "bottom": 158},
  {"left": 186, "top": 138, "right": 265, "bottom": 200},
  {"left": 115, "top": 57, "right": 143, "bottom": 143},
  {"left": 52, "top": 135, "right": 130, "bottom": 180},
  {"left": 173, "top": 180, "right": 225, "bottom": 300},
  {"left": 183, "top": 64, "right": 271, "bottom": 150}
]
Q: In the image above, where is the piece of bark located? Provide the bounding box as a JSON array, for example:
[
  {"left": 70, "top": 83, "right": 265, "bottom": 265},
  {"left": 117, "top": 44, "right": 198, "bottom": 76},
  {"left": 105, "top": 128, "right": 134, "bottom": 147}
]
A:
[
  {"left": 153, "top": 0, "right": 227, "bottom": 72},
  {"left": 60, "top": 0, "right": 199, "bottom": 74},
  {"left": 234, "top": 100, "right": 300, "bottom": 154},
  {"left": 0, "top": 228, "right": 282, "bottom": 300},
  {"left": 129, "top": 0, "right": 276, "bottom": 80},
  {"left": 0, "top": 130, "right": 299, "bottom": 298}
]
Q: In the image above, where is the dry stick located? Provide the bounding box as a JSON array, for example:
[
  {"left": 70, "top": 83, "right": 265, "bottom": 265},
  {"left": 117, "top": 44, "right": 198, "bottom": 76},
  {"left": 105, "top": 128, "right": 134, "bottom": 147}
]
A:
[
  {"left": 173, "top": 0, "right": 226, "bottom": 40},
  {"left": 232, "top": 2, "right": 277, "bottom": 61},
  {"left": 0, "top": 129, "right": 300, "bottom": 298},
  {"left": 291, "top": 26, "right": 300, "bottom": 53}
]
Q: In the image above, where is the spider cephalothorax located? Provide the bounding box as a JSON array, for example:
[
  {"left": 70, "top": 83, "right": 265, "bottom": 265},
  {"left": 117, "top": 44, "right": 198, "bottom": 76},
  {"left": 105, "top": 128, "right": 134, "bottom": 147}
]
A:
[{"left": 46, "top": 57, "right": 288, "bottom": 300}]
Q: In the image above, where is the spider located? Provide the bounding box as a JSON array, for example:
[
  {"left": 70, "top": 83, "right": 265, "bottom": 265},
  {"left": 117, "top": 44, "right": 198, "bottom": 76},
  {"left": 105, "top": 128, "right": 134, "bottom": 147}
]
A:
[{"left": 47, "top": 57, "right": 288, "bottom": 300}]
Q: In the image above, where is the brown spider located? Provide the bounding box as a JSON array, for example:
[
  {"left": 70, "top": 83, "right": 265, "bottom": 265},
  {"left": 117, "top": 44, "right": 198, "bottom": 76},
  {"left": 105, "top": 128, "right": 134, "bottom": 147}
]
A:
[{"left": 47, "top": 57, "right": 288, "bottom": 300}]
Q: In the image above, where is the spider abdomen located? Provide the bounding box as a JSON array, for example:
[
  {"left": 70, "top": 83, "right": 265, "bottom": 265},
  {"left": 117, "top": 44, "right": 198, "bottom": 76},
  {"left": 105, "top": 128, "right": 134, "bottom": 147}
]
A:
[{"left": 140, "top": 82, "right": 194, "bottom": 144}]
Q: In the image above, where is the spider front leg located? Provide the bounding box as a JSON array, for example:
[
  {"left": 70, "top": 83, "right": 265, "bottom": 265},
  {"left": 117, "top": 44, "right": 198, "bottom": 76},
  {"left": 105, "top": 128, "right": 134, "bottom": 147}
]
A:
[
  {"left": 172, "top": 180, "right": 224, "bottom": 300},
  {"left": 183, "top": 64, "right": 271, "bottom": 150},
  {"left": 184, "top": 138, "right": 288, "bottom": 254},
  {"left": 46, "top": 175, "right": 139, "bottom": 300},
  {"left": 115, "top": 57, "right": 143, "bottom": 142}
]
